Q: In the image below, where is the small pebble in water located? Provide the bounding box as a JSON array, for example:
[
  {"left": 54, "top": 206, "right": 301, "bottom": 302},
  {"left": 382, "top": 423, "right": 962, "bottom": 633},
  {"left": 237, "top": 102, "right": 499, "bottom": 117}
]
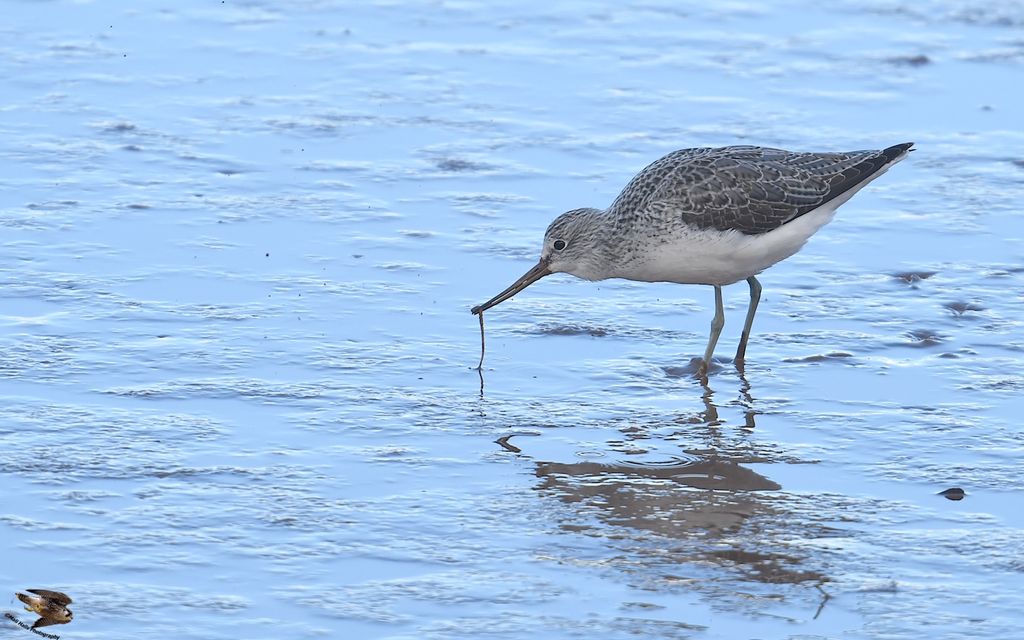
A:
[{"left": 938, "top": 487, "right": 966, "bottom": 501}]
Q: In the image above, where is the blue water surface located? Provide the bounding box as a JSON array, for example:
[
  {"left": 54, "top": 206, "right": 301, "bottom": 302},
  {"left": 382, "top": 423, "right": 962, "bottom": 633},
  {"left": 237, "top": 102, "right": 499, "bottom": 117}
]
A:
[{"left": 2, "top": 1, "right": 1023, "bottom": 639}]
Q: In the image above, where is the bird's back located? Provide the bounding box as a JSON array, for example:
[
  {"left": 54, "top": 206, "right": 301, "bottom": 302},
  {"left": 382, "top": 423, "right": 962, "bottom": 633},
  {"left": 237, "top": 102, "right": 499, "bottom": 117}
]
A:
[
  {"left": 597, "top": 143, "right": 912, "bottom": 285},
  {"left": 607, "top": 143, "right": 913, "bottom": 235}
]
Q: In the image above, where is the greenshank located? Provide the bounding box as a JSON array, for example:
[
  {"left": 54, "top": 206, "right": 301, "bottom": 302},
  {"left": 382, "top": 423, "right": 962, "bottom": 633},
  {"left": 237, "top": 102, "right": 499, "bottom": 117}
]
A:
[{"left": 471, "top": 142, "right": 913, "bottom": 374}]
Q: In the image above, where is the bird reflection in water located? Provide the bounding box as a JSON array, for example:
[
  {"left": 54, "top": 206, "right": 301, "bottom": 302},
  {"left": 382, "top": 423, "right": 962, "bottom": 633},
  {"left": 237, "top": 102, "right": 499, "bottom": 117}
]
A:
[{"left": 495, "top": 376, "right": 831, "bottom": 618}]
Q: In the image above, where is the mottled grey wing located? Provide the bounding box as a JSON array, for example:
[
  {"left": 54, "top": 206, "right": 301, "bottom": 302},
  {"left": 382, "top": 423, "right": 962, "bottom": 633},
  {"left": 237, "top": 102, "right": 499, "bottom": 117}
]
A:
[
  {"left": 27, "top": 589, "right": 72, "bottom": 605},
  {"left": 609, "top": 144, "right": 911, "bottom": 235}
]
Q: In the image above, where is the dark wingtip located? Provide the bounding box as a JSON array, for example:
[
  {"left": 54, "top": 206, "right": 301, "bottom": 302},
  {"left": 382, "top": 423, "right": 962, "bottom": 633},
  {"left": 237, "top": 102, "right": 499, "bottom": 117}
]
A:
[{"left": 882, "top": 142, "right": 915, "bottom": 162}]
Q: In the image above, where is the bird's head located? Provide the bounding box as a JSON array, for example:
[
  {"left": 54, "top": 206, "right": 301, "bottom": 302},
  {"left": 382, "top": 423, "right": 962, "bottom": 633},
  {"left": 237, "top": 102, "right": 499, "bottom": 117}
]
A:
[
  {"left": 470, "top": 208, "right": 605, "bottom": 314},
  {"left": 540, "top": 208, "right": 606, "bottom": 280}
]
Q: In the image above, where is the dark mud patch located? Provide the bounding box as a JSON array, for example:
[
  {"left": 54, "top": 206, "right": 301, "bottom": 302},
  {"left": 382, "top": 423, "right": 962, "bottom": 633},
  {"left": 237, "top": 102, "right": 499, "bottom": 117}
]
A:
[
  {"left": 783, "top": 351, "right": 855, "bottom": 363},
  {"left": 531, "top": 324, "right": 611, "bottom": 337},
  {"left": 892, "top": 270, "right": 937, "bottom": 284},
  {"left": 944, "top": 301, "right": 985, "bottom": 316},
  {"left": 887, "top": 54, "right": 931, "bottom": 67}
]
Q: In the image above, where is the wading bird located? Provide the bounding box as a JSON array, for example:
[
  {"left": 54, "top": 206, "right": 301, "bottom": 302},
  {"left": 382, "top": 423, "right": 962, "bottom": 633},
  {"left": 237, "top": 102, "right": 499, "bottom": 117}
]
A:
[{"left": 471, "top": 142, "right": 913, "bottom": 374}]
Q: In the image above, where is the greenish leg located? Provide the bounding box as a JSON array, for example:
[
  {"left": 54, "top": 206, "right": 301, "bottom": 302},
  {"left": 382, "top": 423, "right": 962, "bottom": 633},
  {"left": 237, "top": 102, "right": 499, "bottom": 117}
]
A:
[
  {"left": 701, "top": 285, "right": 725, "bottom": 372},
  {"left": 735, "top": 276, "right": 762, "bottom": 363}
]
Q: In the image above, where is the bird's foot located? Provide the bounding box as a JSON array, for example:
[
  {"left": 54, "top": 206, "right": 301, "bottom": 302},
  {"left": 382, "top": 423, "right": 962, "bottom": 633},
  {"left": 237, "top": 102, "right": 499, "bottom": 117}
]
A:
[{"left": 663, "top": 357, "right": 727, "bottom": 379}]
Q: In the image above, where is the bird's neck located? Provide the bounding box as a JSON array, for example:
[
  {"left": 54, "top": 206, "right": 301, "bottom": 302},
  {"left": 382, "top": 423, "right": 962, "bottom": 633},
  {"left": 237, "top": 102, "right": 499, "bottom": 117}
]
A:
[{"left": 572, "top": 208, "right": 617, "bottom": 281}]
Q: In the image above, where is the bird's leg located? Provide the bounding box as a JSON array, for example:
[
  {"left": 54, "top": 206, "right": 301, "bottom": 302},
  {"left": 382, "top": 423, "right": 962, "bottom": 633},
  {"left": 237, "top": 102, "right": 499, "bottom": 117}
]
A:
[
  {"left": 700, "top": 285, "right": 725, "bottom": 374},
  {"left": 735, "top": 276, "right": 762, "bottom": 364}
]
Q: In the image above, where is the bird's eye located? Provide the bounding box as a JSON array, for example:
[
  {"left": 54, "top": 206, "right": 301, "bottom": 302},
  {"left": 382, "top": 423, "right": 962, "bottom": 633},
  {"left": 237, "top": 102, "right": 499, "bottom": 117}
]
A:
[{"left": 553, "top": 239, "right": 567, "bottom": 251}]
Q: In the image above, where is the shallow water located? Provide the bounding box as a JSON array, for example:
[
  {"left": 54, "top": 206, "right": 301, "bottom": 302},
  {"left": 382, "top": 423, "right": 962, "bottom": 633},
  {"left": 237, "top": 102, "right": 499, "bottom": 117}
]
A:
[{"left": 2, "top": 1, "right": 1023, "bottom": 639}]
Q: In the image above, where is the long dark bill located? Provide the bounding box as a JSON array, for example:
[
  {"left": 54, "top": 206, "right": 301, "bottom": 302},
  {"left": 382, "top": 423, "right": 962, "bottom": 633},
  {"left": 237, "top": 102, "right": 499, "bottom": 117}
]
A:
[{"left": 470, "top": 259, "right": 551, "bottom": 314}]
